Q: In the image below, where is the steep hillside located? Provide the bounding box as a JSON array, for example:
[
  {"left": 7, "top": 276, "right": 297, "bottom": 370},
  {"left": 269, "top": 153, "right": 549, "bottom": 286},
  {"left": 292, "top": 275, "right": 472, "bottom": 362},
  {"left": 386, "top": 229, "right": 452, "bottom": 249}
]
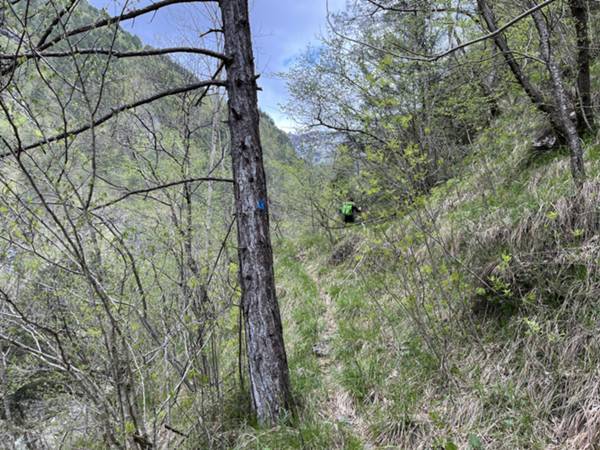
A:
[
  {"left": 3, "top": 0, "right": 600, "bottom": 449},
  {"left": 246, "top": 101, "right": 600, "bottom": 449},
  {"left": 0, "top": 1, "right": 305, "bottom": 448}
]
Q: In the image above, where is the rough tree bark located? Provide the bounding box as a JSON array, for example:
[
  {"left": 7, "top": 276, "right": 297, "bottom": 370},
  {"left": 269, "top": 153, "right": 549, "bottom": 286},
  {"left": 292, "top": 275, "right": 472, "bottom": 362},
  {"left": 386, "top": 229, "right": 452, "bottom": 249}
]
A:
[
  {"left": 218, "top": 0, "right": 294, "bottom": 425},
  {"left": 569, "top": 0, "right": 595, "bottom": 133},
  {"left": 531, "top": 4, "right": 586, "bottom": 186}
]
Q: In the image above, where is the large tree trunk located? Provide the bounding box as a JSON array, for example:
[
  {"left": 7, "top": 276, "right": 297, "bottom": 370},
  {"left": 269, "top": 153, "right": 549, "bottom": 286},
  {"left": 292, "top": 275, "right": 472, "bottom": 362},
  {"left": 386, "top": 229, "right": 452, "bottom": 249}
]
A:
[
  {"left": 218, "top": 0, "right": 294, "bottom": 425},
  {"left": 531, "top": 5, "right": 586, "bottom": 186},
  {"left": 570, "top": 0, "right": 595, "bottom": 133}
]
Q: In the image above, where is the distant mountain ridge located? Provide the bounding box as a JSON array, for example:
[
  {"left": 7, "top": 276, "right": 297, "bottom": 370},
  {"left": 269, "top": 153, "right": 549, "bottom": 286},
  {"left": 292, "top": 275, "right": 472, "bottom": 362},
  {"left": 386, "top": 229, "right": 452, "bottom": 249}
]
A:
[{"left": 288, "top": 129, "right": 343, "bottom": 164}]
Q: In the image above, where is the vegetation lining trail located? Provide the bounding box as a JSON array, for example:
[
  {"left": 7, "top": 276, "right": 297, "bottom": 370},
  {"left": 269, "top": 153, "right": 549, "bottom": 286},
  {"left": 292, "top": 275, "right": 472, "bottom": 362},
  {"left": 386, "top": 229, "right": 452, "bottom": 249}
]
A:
[
  {"left": 3, "top": 0, "right": 600, "bottom": 446},
  {"left": 306, "top": 260, "right": 374, "bottom": 449}
]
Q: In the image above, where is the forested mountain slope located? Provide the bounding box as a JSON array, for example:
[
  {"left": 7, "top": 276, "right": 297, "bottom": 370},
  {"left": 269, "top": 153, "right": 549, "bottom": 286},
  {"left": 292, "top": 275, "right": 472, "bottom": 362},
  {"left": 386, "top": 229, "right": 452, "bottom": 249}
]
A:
[
  {"left": 0, "top": 0, "right": 305, "bottom": 447},
  {"left": 264, "top": 109, "right": 600, "bottom": 450},
  {"left": 2, "top": 0, "right": 600, "bottom": 449}
]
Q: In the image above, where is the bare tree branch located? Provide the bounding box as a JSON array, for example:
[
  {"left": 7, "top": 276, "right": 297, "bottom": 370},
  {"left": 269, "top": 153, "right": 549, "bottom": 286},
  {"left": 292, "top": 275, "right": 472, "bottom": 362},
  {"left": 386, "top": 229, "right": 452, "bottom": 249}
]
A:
[
  {"left": 41, "top": 0, "right": 217, "bottom": 51},
  {"left": 0, "top": 0, "right": 221, "bottom": 76},
  {"left": 0, "top": 46, "right": 231, "bottom": 62},
  {"left": 365, "top": 0, "right": 474, "bottom": 16},
  {"left": 326, "top": 0, "right": 559, "bottom": 62},
  {"left": 0, "top": 79, "right": 227, "bottom": 158},
  {"left": 92, "top": 177, "right": 235, "bottom": 211}
]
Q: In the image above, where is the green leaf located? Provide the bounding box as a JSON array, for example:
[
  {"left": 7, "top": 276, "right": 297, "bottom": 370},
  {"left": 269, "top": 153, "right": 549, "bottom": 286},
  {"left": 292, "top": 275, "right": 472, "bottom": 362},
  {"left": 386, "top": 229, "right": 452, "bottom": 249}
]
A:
[
  {"left": 468, "top": 434, "right": 483, "bottom": 449},
  {"left": 445, "top": 442, "right": 459, "bottom": 450}
]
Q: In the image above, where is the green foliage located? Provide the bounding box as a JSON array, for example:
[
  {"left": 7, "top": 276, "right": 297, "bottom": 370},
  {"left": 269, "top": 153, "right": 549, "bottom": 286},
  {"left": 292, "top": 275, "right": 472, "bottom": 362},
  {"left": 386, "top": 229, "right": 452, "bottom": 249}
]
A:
[
  {"left": 0, "top": 0, "right": 314, "bottom": 446},
  {"left": 266, "top": 73, "right": 600, "bottom": 447},
  {"left": 3, "top": 0, "right": 600, "bottom": 448}
]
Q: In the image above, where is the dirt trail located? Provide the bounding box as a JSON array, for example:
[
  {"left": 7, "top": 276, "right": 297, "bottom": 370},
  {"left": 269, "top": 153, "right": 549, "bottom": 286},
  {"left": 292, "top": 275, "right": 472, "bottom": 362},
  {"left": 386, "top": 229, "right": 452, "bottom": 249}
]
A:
[{"left": 306, "top": 265, "right": 374, "bottom": 449}]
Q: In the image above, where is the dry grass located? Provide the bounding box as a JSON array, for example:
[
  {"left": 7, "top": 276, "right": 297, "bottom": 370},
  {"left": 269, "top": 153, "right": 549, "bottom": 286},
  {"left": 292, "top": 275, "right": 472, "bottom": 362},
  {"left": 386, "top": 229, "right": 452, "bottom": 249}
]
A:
[{"left": 333, "top": 175, "right": 600, "bottom": 448}]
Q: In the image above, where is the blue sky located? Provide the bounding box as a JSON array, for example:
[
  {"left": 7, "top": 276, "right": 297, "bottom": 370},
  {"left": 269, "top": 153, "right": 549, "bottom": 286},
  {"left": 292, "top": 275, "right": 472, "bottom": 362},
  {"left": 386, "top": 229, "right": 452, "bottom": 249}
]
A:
[{"left": 88, "top": 0, "right": 346, "bottom": 131}]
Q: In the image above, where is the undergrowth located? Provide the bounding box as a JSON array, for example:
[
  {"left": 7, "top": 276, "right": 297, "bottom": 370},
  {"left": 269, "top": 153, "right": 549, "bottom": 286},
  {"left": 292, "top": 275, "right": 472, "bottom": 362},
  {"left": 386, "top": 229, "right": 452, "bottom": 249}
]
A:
[{"left": 231, "top": 111, "right": 600, "bottom": 449}]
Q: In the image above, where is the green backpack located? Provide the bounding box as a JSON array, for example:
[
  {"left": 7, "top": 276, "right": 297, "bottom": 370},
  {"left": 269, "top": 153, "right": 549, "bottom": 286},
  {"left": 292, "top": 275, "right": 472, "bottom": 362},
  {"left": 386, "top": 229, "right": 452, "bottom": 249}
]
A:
[{"left": 341, "top": 202, "right": 354, "bottom": 216}]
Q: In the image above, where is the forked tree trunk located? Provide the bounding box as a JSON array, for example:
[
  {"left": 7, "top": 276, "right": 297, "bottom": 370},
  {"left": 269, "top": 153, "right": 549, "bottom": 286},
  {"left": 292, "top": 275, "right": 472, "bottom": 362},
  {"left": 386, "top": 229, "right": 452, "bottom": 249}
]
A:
[
  {"left": 476, "top": 0, "right": 561, "bottom": 134},
  {"left": 531, "top": 5, "right": 586, "bottom": 186},
  {"left": 218, "top": 0, "right": 294, "bottom": 425},
  {"left": 478, "top": 0, "right": 586, "bottom": 186}
]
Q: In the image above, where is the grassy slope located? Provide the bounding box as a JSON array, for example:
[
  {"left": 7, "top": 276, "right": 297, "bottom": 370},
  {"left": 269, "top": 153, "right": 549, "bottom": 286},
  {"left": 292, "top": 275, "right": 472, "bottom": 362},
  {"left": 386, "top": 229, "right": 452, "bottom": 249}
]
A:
[
  {"left": 4, "top": 3, "right": 600, "bottom": 447},
  {"left": 236, "top": 101, "right": 600, "bottom": 449}
]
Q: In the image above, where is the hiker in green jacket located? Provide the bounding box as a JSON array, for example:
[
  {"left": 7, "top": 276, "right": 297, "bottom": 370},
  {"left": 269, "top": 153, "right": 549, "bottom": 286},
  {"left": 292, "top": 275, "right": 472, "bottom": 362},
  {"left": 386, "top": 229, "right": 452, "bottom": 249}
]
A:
[{"left": 340, "top": 197, "right": 361, "bottom": 224}]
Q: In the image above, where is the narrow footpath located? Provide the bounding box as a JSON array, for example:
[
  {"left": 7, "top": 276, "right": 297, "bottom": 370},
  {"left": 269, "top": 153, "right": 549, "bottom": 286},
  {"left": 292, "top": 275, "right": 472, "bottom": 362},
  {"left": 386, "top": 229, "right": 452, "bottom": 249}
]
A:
[{"left": 306, "top": 264, "right": 374, "bottom": 449}]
